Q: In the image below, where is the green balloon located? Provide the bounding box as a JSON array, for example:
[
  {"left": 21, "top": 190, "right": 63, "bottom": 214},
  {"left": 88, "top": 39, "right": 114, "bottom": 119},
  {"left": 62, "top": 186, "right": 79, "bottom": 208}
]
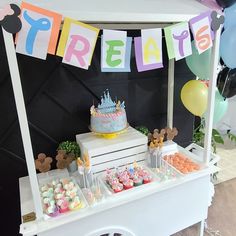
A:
[
  {"left": 186, "top": 41, "right": 212, "bottom": 80},
  {"left": 213, "top": 89, "right": 228, "bottom": 125}
]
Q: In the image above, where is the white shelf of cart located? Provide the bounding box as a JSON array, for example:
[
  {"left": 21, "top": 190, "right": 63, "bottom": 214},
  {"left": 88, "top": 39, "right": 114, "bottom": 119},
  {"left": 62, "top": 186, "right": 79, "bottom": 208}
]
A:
[
  {"left": 76, "top": 127, "right": 148, "bottom": 174},
  {"left": 19, "top": 163, "right": 218, "bottom": 236},
  {"left": 3, "top": 0, "right": 210, "bottom": 23}
]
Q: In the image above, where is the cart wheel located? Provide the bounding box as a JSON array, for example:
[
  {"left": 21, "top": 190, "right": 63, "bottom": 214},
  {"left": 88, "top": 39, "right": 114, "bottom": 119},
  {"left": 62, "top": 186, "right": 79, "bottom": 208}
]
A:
[{"left": 86, "top": 227, "right": 135, "bottom": 236}]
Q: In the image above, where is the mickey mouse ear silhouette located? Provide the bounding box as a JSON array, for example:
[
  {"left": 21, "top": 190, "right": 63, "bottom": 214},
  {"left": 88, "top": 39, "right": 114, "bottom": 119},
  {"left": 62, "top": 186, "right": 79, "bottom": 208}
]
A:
[
  {"left": 211, "top": 11, "right": 225, "bottom": 32},
  {"left": 0, "top": 4, "right": 22, "bottom": 34}
]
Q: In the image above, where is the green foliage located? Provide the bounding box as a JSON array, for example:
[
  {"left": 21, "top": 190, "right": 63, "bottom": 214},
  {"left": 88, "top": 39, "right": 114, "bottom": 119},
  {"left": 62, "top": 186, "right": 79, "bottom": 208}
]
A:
[
  {"left": 227, "top": 132, "right": 236, "bottom": 143},
  {"left": 57, "top": 141, "right": 80, "bottom": 157},
  {"left": 135, "top": 126, "right": 149, "bottom": 136},
  {"left": 193, "top": 119, "right": 225, "bottom": 154},
  {"left": 211, "top": 129, "right": 224, "bottom": 153}
]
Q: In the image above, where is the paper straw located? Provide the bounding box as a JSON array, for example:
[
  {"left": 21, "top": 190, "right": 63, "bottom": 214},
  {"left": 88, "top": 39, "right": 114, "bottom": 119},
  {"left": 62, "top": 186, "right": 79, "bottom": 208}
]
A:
[{"left": 82, "top": 171, "right": 86, "bottom": 188}]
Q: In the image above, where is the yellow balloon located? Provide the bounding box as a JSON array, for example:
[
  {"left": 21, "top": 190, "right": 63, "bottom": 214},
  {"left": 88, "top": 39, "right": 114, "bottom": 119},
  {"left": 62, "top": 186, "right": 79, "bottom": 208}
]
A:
[{"left": 181, "top": 80, "right": 208, "bottom": 117}]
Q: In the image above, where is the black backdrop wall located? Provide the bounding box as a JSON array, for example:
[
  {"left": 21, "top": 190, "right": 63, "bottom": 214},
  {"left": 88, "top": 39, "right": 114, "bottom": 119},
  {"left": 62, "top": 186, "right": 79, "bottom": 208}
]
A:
[{"left": 0, "top": 28, "right": 195, "bottom": 235}]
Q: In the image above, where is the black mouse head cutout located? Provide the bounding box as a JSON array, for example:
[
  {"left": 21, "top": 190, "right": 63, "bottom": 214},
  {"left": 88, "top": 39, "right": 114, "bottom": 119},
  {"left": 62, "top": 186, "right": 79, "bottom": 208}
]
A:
[
  {"left": 0, "top": 4, "right": 22, "bottom": 34},
  {"left": 211, "top": 11, "right": 225, "bottom": 32}
]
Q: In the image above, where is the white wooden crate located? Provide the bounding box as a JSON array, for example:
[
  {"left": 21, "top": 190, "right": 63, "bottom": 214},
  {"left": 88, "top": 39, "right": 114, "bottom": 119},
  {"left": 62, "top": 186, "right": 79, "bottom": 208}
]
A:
[{"left": 76, "top": 126, "right": 148, "bottom": 174}]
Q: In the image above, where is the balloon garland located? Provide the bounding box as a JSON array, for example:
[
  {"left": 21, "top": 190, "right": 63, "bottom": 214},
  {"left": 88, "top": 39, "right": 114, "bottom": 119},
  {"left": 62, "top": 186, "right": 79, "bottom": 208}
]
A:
[{"left": 182, "top": 2, "right": 236, "bottom": 125}]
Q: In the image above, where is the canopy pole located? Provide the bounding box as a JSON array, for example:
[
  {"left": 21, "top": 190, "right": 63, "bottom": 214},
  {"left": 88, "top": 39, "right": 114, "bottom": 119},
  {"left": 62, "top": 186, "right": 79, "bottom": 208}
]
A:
[
  {"left": 203, "top": 27, "right": 222, "bottom": 165},
  {"left": 2, "top": 28, "right": 43, "bottom": 219},
  {"left": 167, "top": 58, "right": 175, "bottom": 129}
]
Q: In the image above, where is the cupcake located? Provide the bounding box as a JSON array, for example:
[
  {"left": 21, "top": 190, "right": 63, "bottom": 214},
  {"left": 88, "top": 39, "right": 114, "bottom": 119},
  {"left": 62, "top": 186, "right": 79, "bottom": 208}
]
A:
[
  {"left": 133, "top": 176, "right": 143, "bottom": 186},
  {"left": 41, "top": 185, "right": 48, "bottom": 192},
  {"left": 143, "top": 174, "right": 152, "bottom": 184},
  {"left": 54, "top": 186, "right": 64, "bottom": 194},
  {"left": 106, "top": 173, "right": 115, "bottom": 184},
  {"left": 119, "top": 173, "right": 129, "bottom": 183},
  {"left": 46, "top": 204, "right": 59, "bottom": 217},
  {"left": 109, "top": 177, "right": 119, "bottom": 186},
  {"left": 55, "top": 192, "right": 64, "bottom": 200},
  {"left": 123, "top": 179, "right": 134, "bottom": 190},
  {"left": 69, "top": 196, "right": 82, "bottom": 210},
  {"left": 64, "top": 181, "right": 75, "bottom": 190},
  {"left": 52, "top": 179, "right": 59, "bottom": 186},
  {"left": 66, "top": 190, "right": 77, "bottom": 199},
  {"left": 42, "top": 190, "right": 54, "bottom": 199},
  {"left": 112, "top": 183, "right": 123, "bottom": 193},
  {"left": 138, "top": 169, "right": 148, "bottom": 177},
  {"left": 60, "top": 178, "right": 70, "bottom": 186},
  {"left": 57, "top": 199, "right": 69, "bottom": 213}
]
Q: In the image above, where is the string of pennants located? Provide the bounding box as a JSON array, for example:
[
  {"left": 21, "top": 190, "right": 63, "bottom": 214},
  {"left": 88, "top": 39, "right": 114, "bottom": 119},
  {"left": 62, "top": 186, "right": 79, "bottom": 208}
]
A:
[{"left": 0, "top": 2, "right": 224, "bottom": 72}]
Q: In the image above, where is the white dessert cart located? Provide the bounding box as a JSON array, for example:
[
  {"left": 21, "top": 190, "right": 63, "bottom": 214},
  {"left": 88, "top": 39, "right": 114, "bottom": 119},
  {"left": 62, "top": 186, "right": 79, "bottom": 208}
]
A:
[{"left": 1, "top": 0, "right": 221, "bottom": 235}]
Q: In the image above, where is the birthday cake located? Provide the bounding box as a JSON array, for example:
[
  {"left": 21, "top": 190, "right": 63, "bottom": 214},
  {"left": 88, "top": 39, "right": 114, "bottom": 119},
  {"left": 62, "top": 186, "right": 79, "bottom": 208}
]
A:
[{"left": 90, "top": 90, "right": 127, "bottom": 133}]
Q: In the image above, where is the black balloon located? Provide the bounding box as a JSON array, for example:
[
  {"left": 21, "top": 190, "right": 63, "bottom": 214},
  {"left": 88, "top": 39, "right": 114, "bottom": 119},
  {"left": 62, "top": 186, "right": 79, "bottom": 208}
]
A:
[
  {"left": 216, "top": 0, "right": 236, "bottom": 8},
  {"left": 217, "top": 67, "right": 236, "bottom": 98}
]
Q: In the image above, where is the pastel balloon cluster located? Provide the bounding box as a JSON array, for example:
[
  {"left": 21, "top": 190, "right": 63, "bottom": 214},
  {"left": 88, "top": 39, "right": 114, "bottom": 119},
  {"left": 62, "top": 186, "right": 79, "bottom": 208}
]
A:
[
  {"left": 180, "top": 80, "right": 228, "bottom": 124},
  {"left": 182, "top": 2, "right": 236, "bottom": 122},
  {"left": 215, "top": 2, "right": 236, "bottom": 100},
  {"left": 181, "top": 80, "right": 208, "bottom": 117},
  {"left": 185, "top": 41, "right": 212, "bottom": 80},
  {"left": 220, "top": 3, "right": 236, "bottom": 69}
]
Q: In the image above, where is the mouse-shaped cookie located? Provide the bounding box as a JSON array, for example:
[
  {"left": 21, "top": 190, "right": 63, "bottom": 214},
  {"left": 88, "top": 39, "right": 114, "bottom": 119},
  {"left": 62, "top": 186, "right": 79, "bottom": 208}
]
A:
[{"left": 35, "top": 153, "right": 52, "bottom": 173}]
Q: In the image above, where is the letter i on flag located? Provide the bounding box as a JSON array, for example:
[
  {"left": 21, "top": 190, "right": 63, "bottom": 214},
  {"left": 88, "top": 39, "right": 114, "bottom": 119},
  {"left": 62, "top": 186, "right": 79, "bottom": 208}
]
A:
[
  {"left": 57, "top": 18, "right": 99, "bottom": 70},
  {"left": 16, "top": 2, "right": 62, "bottom": 59},
  {"left": 164, "top": 22, "right": 192, "bottom": 61},
  {"left": 101, "top": 29, "right": 128, "bottom": 71}
]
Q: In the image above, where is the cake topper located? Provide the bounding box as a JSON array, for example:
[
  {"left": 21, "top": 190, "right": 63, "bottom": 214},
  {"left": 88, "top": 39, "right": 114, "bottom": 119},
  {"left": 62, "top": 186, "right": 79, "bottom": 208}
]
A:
[{"left": 91, "top": 89, "right": 125, "bottom": 116}]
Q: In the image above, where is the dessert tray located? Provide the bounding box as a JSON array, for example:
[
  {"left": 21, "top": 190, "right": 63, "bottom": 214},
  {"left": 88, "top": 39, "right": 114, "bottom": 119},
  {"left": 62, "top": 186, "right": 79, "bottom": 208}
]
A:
[
  {"left": 39, "top": 176, "right": 88, "bottom": 219},
  {"left": 98, "top": 164, "right": 157, "bottom": 195}
]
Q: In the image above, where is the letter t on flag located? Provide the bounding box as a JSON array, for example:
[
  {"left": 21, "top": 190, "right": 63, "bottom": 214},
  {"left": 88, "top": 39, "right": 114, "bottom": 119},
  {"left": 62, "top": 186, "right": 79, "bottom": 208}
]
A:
[
  {"left": 16, "top": 9, "right": 53, "bottom": 59},
  {"left": 15, "top": 2, "right": 62, "bottom": 59},
  {"left": 164, "top": 22, "right": 192, "bottom": 61}
]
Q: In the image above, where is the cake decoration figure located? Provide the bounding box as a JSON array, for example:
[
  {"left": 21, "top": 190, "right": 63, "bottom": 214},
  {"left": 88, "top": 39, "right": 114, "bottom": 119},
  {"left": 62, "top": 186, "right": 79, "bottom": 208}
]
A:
[{"left": 90, "top": 89, "right": 128, "bottom": 136}]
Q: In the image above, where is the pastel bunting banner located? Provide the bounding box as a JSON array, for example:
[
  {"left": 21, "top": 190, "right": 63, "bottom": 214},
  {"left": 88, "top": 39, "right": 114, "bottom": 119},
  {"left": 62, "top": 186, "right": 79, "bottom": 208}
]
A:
[
  {"left": 101, "top": 29, "right": 127, "bottom": 69},
  {"left": 135, "top": 37, "right": 163, "bottom": 72},
  {"left": 101, "top": 36, "right": 132, "bottom": 72},
  {"left": 59, "top": 18, "right": 99, "bottom": 70},
  {"left": 189, "top": 11, "right": 213, "bottom": 54},
  {"left": 141, "top": 28, "right": 163, "bottom": 66},
  {"left": 8, "top": 2, "right": 216, "bottom": 72},
  {"left": 164, "top": 22, "right": 192, "bottom": 61},
  {"left": 15, "top": 2, "right": 62, "bottom": 59}
]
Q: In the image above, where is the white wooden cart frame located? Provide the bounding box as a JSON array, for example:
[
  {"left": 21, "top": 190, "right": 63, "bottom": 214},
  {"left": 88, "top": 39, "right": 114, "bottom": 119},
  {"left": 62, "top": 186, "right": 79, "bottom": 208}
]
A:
[{"left": 1, "top": 1, "right": 221, "bottom": 235}]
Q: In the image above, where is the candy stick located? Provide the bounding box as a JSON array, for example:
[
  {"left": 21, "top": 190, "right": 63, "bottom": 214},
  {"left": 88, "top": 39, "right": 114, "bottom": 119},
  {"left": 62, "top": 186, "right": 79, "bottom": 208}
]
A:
[
  {"left": 96, "top": 177, "right": 101, "bottom": 196},
  {"left": 92, "top": 173, "right": 96, "bottom": 188},
  {"left": 97, "top": 177, "right": 101, "bottom": 193},
  {"left": 165, "top": 157, "right": 167, "bottom": 175},
  {"left": 82, "top": 170, "right": 86, "bottom": 188},
  {"left": 85, "top": 171, "right": 89, "bottom": 189}
]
